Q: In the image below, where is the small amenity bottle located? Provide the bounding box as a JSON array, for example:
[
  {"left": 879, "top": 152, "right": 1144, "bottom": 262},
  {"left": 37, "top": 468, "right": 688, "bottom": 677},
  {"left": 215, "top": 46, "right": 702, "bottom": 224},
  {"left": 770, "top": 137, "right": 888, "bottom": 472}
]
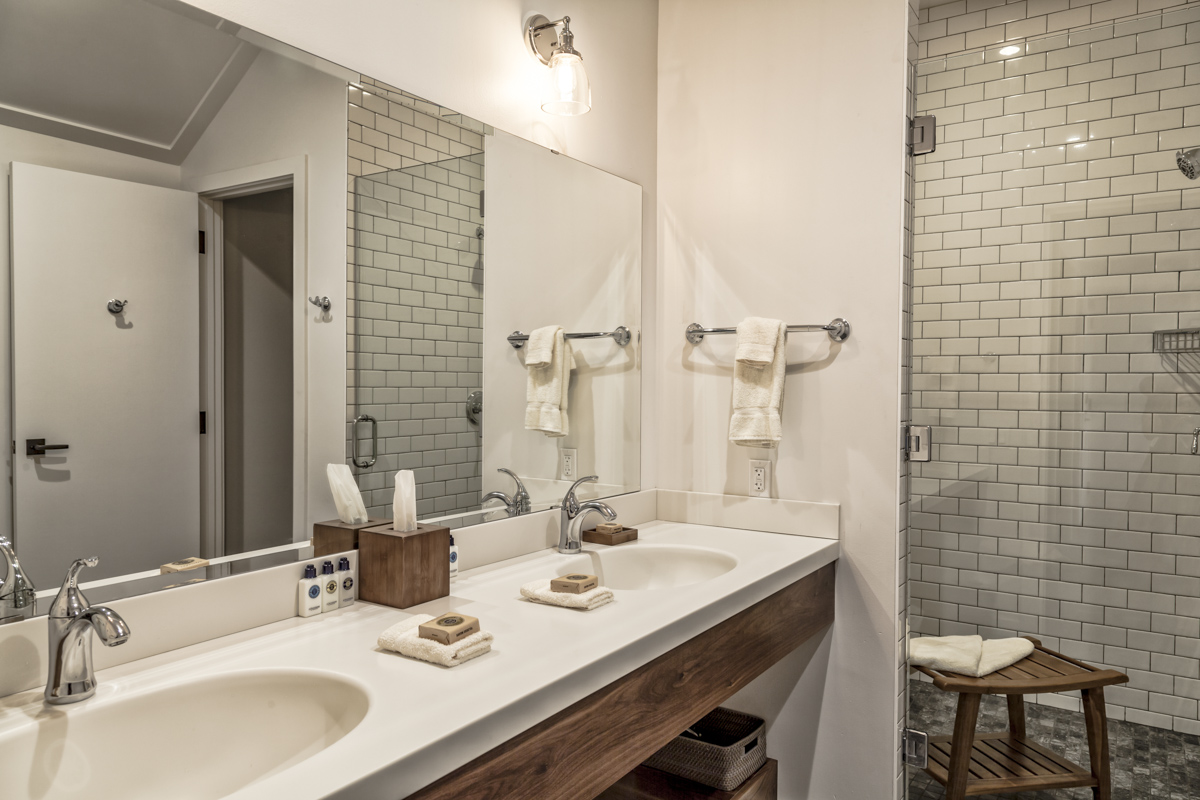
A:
[
  {"left": 321, "top": 561, "right": 340, "bottom": 613},
  {"left": 449, "top": 534, "right": 459, "bottom": 580},
  {"left": 338, "top": 556, "right": 355, "bottom": 608},
  {"left": 298, "top": 564, "right": 321, "bottom": 617}
]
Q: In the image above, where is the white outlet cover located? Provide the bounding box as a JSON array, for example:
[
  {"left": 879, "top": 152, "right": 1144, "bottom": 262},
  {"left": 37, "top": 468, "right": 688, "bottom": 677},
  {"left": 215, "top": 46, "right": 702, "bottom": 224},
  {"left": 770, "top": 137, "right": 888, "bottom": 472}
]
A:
[
  {"left": 560, "top": 449, "right": 578, "bottom": 480},
  {"left": 749, "top": 460, "right": 770, "bottom": 497}
]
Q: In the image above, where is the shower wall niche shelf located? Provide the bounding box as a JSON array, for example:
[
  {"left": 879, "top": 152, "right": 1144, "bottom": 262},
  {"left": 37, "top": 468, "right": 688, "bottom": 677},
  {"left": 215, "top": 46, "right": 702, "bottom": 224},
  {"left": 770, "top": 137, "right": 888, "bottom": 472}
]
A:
[{"left": 1153, "top": 328, "right": 1200, "bottom": 354}]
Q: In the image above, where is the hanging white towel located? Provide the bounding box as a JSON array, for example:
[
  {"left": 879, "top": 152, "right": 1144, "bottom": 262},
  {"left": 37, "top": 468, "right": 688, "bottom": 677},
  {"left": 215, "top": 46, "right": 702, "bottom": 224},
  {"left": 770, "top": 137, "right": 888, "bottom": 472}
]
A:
[
  {"left": 909, "top": 635, "right": 1035, "bottom": 677},
  {"left": 524, "top": 325, "right": 575, "bottom": 437},
  {"left": 729, "top": 318, "right": 787, "bottom": 448}
]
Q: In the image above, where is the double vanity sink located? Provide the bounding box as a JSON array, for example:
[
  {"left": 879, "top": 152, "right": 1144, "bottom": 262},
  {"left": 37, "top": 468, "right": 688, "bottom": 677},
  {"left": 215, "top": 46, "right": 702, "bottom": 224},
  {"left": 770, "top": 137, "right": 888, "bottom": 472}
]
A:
[{"left": 0, "top": 521, "right": 836, "bottom": 800}]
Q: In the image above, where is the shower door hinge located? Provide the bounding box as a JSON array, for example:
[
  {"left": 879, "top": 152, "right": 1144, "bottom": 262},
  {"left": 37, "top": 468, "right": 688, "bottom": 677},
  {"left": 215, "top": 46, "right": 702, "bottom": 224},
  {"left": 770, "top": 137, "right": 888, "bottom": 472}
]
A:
[
  {"left": 910, "top": 115, "right": 936, "bottom": 156},
  {"left": 903, "top": 729, "right": 929, "bottom": 769},
  {"left": 478, "top": 189, "right": 484, "bottom": 218},
  {"left": 904, "top": 424, "right": 932, "bottom": 462}
]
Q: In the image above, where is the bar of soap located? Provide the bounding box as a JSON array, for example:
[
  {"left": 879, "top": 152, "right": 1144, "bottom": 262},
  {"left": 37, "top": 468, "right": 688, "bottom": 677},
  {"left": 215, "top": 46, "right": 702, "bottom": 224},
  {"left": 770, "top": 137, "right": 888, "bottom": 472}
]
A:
[
  {"left": 595, "top": 522, "right": 623, "bottom": 535},
  {"left": 160, "top": 557, "right": 210, "bottom": 574},
  {"left": 419, "top": 612, "right": 480, "bottom": 645},
  {"left": 551, "top": 574, "right": 599, "bottom": 594}
]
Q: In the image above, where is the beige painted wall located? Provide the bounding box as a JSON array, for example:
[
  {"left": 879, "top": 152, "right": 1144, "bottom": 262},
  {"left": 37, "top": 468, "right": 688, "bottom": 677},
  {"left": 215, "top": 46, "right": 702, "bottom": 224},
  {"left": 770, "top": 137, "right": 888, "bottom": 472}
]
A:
[{"left": 657, "top": 0, "right": 911, "bottom": 797}]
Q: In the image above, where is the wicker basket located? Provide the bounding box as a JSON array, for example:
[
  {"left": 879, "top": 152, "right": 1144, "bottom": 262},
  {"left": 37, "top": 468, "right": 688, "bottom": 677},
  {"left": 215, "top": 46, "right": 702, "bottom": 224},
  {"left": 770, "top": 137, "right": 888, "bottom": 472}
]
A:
[{"left": 643, "top": 707, "right": 767, "bottom": 791}]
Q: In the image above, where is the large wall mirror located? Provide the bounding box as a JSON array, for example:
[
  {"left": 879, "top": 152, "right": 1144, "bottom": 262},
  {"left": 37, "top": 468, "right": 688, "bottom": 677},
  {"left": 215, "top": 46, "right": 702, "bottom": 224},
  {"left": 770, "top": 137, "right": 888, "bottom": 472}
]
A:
[{"left": 0, "top": 0, "right": 640, "bottom": 621}]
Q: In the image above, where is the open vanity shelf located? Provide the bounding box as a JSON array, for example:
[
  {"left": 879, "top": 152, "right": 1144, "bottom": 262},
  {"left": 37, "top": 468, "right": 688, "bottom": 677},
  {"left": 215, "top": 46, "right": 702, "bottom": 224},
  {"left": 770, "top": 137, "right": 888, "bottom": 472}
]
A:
[
  {"left": 405, "top": 563, "right": 834, "bottom": 800},
  {"left": 597, "top": 760, "right": 778, "bottom": 800}
]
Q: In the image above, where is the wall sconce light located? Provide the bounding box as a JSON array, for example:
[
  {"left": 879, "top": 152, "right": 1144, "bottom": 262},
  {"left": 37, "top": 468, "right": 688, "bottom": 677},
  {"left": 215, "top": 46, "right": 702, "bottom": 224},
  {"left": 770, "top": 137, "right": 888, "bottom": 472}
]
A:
[{"left": 524, "top": 14, "right": 591, "bottom": 116}]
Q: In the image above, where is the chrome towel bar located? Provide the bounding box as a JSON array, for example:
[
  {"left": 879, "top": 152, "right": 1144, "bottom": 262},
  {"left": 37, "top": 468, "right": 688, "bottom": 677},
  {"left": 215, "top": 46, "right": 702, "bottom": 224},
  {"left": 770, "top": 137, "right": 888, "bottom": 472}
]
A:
[
  {"left": 508, "top": 326, "right": 632, "bottom": 349},
  {"left": 685, "top": 318, "right": 851, "bottom": 345}
]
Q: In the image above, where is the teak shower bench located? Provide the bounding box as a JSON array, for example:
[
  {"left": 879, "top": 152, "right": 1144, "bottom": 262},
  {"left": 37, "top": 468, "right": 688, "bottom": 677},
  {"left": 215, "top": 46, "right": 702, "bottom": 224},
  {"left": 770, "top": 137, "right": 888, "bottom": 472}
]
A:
[{"left": 912, "top": 636, "right": 1128, "bottom": 800}]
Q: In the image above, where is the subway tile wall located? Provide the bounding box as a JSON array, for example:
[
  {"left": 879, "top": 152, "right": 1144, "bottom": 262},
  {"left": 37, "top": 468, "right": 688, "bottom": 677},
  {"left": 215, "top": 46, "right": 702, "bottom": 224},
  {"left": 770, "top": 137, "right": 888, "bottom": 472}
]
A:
[
  {"left": 347, "top": 77, "right": 488, "bottom": 519},
  {"left": 912, "top": 0, "right": 1200, "bottom": 735}
]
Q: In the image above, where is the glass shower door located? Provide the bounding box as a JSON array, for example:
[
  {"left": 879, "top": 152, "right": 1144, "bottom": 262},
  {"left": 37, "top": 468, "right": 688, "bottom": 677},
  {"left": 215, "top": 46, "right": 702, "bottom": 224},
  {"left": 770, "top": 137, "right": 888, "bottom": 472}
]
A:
[
  {"left": 907, "top": 4, "right": 1200, "bottom": 797},
  {"left": 349, "top": 153, "right": 485, "bottom": 522}
]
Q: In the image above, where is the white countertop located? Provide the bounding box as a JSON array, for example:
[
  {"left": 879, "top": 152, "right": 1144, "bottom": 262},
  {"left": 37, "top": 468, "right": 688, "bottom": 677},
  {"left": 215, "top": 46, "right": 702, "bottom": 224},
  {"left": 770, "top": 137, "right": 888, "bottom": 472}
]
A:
[{"left": 0, "top": 520, "right": 838, "bottom": 800}]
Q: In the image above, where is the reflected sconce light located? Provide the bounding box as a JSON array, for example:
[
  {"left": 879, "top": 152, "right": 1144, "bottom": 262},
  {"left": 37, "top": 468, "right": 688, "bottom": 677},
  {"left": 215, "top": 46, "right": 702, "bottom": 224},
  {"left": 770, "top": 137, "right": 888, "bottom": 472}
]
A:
[{"left": 524, "top": 14, "right": 591, "bottom": 116}]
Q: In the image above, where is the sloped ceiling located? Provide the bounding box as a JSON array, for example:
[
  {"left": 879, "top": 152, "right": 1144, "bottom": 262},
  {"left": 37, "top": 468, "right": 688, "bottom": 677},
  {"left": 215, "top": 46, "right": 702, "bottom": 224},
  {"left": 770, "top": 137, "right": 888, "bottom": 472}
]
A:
[{"left": 0, "top": 0, "right": 259, "bottom": 163}]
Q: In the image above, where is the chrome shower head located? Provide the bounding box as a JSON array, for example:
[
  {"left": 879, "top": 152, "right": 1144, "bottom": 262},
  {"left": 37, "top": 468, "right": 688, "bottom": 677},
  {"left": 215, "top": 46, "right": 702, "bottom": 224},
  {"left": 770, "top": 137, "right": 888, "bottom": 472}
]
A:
[{"left": 1177, "top": 148, "right": 1200, "bottom": 180}]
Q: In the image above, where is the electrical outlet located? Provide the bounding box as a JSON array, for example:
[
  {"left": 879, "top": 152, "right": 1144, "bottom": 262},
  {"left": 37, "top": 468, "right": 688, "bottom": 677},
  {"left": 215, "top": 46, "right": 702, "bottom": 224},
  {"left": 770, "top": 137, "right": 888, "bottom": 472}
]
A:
[
  {"left": 749, "top": 460, "right": 770, "bottom": 497},
  {"left": 560, "top": 449, "right": 577, "bottom": 480}
]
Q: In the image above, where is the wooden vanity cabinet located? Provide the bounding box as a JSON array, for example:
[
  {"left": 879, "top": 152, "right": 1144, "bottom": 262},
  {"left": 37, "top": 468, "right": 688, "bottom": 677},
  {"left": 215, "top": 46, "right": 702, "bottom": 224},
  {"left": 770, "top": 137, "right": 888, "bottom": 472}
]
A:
[{"left": 406, "top": 562, "right": 834, "bottom": 800}]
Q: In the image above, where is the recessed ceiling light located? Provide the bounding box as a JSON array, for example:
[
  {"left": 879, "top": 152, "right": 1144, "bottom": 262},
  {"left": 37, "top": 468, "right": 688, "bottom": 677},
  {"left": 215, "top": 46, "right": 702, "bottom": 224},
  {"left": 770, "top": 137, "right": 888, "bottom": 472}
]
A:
[{"left": 999, "top": 45, "right": 1022, "bottom": 56}]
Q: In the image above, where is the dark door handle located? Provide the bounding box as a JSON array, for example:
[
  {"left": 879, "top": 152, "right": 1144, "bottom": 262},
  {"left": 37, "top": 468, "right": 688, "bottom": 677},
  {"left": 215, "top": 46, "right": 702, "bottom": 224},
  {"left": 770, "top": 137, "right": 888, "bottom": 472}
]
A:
[{"left": 26, "top": 439, "right": 68, "bottom": 456}]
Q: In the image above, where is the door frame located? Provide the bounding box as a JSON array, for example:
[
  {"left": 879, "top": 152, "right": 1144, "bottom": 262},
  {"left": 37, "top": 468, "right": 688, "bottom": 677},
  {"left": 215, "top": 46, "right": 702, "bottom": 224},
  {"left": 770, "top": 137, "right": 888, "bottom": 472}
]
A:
[{"left": 185, "top": 157, "right": 308, "bottom": 560}]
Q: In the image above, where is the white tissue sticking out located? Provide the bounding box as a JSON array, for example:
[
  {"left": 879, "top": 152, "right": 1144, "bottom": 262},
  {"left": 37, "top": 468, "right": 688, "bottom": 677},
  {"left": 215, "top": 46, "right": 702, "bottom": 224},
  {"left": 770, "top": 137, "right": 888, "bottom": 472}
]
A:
[
  {"left": 326, "top": 464, "right": 368, "bottom": 524},
  {"left": 393, "top": 470, "right": 418, "bottom": 532}
]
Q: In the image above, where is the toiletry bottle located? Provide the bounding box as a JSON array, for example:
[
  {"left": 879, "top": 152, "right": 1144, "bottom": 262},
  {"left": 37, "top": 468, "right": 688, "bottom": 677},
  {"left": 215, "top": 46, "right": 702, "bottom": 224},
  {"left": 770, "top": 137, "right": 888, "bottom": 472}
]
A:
[
  {"left": 338, "top": 556, "right": 355, "bottom": 608},
  {"left": 321, "top": 561, "right": 340, "bottom": 613},
  {"left": 298, "top": 564, "right": 321, "bottom": 617},
  {"left": 449, "top": 534, "right": 459, "bottom": 580}
]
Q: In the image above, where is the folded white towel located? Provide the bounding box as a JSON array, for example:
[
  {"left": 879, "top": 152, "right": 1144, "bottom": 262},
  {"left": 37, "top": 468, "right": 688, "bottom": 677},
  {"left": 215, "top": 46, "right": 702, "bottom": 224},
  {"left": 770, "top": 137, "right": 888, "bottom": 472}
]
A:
[
  {"left": 525, "top": 325, "right": 558, "bottom": 367},
  {"left": 520, "top": 579, "right": 614, "bottom": 611},
  {"left": 909, "top": 635, "right": 1035, "bottom": 677},
  {"left": 736, "top": 316, "right": 783, "bottom": 367},
  {"left": 729, "top": 318, "right": 787, "bottom": 448},
  {"left": 524, "top": 326, "right": 575, "bottom": 437},
  {"left": 377, "top": 614, "right": 493, "bottom": 667}
]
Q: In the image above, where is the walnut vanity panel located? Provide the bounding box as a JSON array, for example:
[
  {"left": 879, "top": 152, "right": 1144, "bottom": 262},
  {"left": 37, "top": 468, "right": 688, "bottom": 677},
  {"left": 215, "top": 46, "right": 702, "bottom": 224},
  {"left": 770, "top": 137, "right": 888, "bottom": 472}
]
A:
[{"left": 405, "top": 562, "right": 835, "bottom": 800}]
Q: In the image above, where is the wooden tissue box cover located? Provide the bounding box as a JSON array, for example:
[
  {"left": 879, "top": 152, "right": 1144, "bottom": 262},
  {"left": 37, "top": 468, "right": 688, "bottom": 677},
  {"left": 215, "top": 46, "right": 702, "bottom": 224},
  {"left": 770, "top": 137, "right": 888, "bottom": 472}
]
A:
[
  {"left": 582, "top": 526, "right": 638, "bottom": 546},
  {"left": 359, "top": 523, "right": 450, "bottom": 609},
  {"left": 312, "top": 518, "right": 385, "bottom": 557}
]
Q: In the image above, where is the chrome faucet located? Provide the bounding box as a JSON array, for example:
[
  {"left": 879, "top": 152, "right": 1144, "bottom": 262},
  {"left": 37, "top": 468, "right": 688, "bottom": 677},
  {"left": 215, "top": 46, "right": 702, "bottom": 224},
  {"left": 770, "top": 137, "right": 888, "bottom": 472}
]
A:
[
  {"left": 481, "top": 468, "right": 531, "bottom": 516},
  {"left": 45, "top": 557, "right": 131, "bottom": 705},
  {"left": 557, "top": 475, "right": 617, "bottom": 555},
  {"left": 0, "top": 536, "right": 37, "bottom": 622}
]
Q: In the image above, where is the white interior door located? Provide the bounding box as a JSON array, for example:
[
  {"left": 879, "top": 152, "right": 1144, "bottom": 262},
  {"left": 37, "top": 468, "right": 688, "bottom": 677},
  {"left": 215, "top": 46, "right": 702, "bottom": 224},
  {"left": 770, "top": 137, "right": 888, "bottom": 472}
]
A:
[{"left": 11, "top": 162, "right": 200, "bottom": 587}]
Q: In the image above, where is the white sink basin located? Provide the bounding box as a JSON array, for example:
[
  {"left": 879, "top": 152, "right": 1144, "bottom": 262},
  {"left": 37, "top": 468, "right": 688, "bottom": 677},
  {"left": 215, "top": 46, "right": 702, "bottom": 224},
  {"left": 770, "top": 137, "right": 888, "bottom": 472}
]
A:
[
  {"left": 561, "top": 544, "right": 737, "bottom": 590},
  {"left": 0, "top": 669, "right": 369, "bottom": 800}
]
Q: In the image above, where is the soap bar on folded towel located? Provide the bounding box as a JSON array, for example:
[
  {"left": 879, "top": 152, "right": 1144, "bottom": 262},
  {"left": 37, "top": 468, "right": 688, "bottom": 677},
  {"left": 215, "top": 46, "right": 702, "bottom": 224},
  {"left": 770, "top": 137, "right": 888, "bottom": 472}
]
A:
[
  {"left": 377, "top": 614, "right": 493, "bottom": 667},
  {"left": 521, "top": 579, "right": 614, "bottom": 611},
  {"left": 909, "top": 634, "right": 1034, "bottom": 677}
]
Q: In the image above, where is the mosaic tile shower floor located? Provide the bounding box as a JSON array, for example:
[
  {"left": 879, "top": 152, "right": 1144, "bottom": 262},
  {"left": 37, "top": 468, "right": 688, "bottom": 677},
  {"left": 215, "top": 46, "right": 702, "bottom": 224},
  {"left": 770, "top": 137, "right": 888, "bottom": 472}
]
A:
[{"left": 907, "top": 681, "right": 1200, "bottom": 800}]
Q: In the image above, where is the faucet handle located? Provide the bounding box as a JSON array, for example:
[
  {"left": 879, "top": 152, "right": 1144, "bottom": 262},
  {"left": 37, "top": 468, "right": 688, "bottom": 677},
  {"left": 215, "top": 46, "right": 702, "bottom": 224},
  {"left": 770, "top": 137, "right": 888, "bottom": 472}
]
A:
[
  {"left": 497, "top": 468, "right": 531, "bottom": 513},
  {"left": 497, "top": 468, "right": 527, "bottom": 494},
  {"left": 49, "top": 557, "right": 98, "bottom": 618},
  {"left": 563, "top": 475, "right": 599, "bottom": 514}
]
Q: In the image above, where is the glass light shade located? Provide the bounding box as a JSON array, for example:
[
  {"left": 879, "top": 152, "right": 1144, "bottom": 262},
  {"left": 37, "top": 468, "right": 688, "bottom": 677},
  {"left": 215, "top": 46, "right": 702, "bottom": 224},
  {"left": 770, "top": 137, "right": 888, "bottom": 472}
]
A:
[{"left": 542, "top": 51, "right": 591, "bottom": 116}]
